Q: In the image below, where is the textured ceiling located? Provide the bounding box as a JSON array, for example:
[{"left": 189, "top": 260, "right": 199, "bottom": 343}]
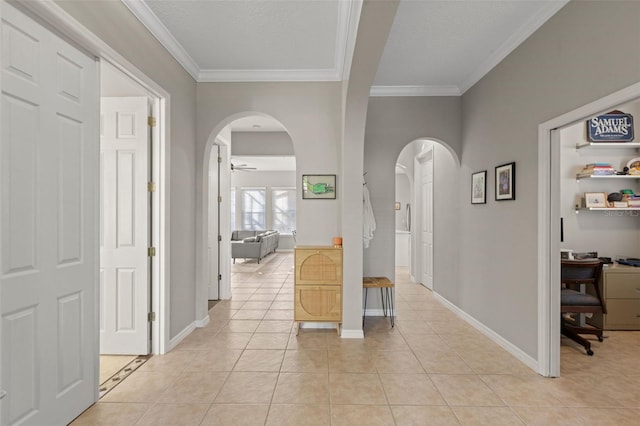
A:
[
  {"left": 374, "top": 0, "right": 566, "bottom": 94},
  {"left": 123, "top": 0, "right": 567, "bottom": 95}
]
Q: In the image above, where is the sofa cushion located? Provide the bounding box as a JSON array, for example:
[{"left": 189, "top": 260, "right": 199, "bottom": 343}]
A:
[{"left": 243, "top": 236, "right": 257, "bottom": 243}]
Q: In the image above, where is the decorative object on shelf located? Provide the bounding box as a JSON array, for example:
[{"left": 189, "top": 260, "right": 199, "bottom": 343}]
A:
[
  {"left": 627, "top": 157, "right": 640, "bottom": 175},
  {"left": 577, "top": 162, "right": 615, "bottom": 178},
  {"left": 471, "top": 170, "right": 487, "bottom": 204},
  {"left": 587, "top": 110, "right": 634, "bottom": 142},
  {"left": 607, "top": 192, "right": 623, "bottom": 203},
  {"left": 495, "top": 162, "right": 516, "bottom": 201},
  {"left": 332, "top": 237, "right": 342, "bottom": 248},
  {"left": 302, "top": 174, "right": 336, "bottom": 199},
  {"left": 584, "top": 192, "right": 607, "bottom": 208}
]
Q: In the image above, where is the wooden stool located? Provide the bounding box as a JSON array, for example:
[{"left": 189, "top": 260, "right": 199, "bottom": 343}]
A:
[{"left": 362, "top": 277, "right": 395, "bottom": 330}]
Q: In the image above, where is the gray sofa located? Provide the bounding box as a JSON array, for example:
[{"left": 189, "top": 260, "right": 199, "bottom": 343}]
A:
[{"left": 231, "top": 230, "right": 280, "bottom": 263}]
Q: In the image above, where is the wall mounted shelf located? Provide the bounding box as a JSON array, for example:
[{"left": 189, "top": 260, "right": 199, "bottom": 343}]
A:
[
  {"left": 576, "top": 174, "right": 640, "bottom": 181},
  {"left": 576, "top": 142, "right": 640, "bottom": 150},
  {"left": 575, "top": 207, "right": 640, "bottom": 213}
]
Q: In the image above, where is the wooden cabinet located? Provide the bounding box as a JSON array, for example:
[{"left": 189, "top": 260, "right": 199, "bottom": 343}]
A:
[
  {"left": 294, "top": 246, "right": 342, "bottom": 333},
  {"left": 589, "top": 264, "right": 640, "bottom": 330}
]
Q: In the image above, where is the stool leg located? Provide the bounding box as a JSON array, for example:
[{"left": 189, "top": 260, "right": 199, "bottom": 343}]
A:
[
  {"left": 362, "top": 288, "right": 368, "bottom": 329},
  {"left": 389, "top": 287, "right": 395, "bottom": 327},
  {"left": 380, "top": 288, "right": 387, "bottom": 317}
]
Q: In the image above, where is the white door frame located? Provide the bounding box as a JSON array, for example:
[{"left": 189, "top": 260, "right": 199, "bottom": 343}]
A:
[
  {"left": 11, "top": 0, "right": 172, "bottom": 360},
  {"left": 537, "top": 81, "right": 640, "bottom": 377},
  {"left": 414, "top": 147, "right": 434, "bottom": 290}
]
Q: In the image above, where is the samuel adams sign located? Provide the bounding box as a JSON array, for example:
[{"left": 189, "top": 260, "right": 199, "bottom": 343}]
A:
[{"left": 587, "top": 110, "right": 634, "bottom": 142}]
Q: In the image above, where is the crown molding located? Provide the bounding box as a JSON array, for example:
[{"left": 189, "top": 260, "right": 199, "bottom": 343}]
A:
[
  {"left": 198, "top": 69, "right": 340, "bottom": 83},
  {"left": 337, "top": 0, "right": 362, "bottom": 81},
  {"left": 122, "top": 0, "right": 355, "bottom": 83},
  {"left": 459, "top": 0, "right": 569, "bottom": 94},
  {"left": 369, "top": 85, "right": 461, "bottom": 97},
  {"left": 121, "top": 0, "right": 200, "bottom": 80}
]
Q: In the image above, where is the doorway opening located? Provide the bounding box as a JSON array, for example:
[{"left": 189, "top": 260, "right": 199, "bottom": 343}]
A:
[
  {"left": 97, "top": 61, "right": 167, "bottom": 395},
  {"left": 201, "top": 114, "right": 296, "bottom": 320},
  {"left": 538, "top": 81, "right": 640, "bottom": 377},
  {"left": 395, "top": 139, "right": 459, "bottom": 290}
]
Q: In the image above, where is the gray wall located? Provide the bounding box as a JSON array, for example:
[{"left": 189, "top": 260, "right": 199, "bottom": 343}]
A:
[
  {"left": 459, "top": 0, "right": 640, "bottom": 358},
  {"left": 363, "top": 97, "right": 462, "bottom": 289},
  {"left": 55, "top": 1, "right": 198, "bottom": 340},
  {"left": 196, "top": 82, "right": 343, "bottom": 323},
  {"left": 231, "top": 132, "right": 294, "bottom": 156}
]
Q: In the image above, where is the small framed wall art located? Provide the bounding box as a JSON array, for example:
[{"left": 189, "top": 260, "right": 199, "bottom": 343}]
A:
[
  {"left": 584, "top": 192, "right": 607, "bottom": 208},
  {"left": 495, "top": 162, "right": 516, "bottom": 201},
  {"left": 302, "top": 174, "right": 336, "bottom": 199},
  {"left": 471, "top": 170, "right": 487, "bottom": 204}
]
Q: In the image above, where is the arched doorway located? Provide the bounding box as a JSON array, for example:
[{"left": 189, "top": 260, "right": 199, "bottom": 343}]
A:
[
  {"left": 394, "top": 138, "right": 459, "bottom": 292},
  {"left": 200, "top": 113, "right": 296, "bottom": 319}
]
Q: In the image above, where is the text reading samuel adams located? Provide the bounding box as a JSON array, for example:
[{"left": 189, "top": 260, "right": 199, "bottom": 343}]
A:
[{"left": 587, "top": 112, "right": 634, "bottom": 142}]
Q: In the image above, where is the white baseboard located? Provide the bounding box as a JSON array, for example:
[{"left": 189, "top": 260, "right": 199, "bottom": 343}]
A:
[
  {"left": 434, "top": 293, "right": 539, "bottom": 372},
  {"left": 299, "top": 322, "right": 337, "bottom": 330},
  {"left": 168, "top": 321, "right": 196, "bottom": 351},
  {"left": 195, "top": 314, "right": 210, "bottom": 328},
  {"left": 341, "top": 329, "right": 364, "bottom": 339}
]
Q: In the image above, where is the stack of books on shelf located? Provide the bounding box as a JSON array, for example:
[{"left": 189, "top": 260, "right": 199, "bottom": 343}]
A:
[
  {"left": 627, "top": 196, "right": 640, "bottom": 207},
  {"left": 577, "top": 163, "right": 616, "bottom": 178}
]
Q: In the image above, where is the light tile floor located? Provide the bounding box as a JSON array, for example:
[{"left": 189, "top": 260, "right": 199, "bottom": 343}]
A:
[{"left": 72, "top": 252, "right": 640, "bottom": 425}]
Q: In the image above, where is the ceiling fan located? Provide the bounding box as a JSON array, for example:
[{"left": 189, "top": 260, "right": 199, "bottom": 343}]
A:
[{"left": 230, "top": 163, "right": 256, "bottom": 172}]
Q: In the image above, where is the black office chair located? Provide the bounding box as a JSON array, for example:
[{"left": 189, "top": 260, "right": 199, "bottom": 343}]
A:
[{"left": 560, "top": 259, "right": 606, "bottom": 356}]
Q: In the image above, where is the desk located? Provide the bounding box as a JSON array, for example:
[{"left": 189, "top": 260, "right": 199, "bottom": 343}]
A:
[
  {"left": 362, "top": 277, "right": 395, "bottom": 329},
  {"left": 588, "top": 264, "right": 640, "bottom": 330}
]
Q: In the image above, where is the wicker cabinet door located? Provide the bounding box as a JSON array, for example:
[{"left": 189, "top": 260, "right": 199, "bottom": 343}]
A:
[
  {"left": 295, "top": 285, "right": 342, "bottom": 321},
  {"left": 295, "top": 248, "right": 342, "bottom": 285}
]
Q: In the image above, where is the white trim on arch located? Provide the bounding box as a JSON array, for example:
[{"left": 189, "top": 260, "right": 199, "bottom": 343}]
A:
[
  {"left": 11, "top": 0, "right": 172, "bottom": 359},
  {"left": 537, "top": 81, "right": 640, "bottom": 377}
]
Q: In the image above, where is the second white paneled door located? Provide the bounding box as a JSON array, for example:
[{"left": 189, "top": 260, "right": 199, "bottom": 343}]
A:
[{"left": 100, "top": 97, "right": 150, "bottom": 355}]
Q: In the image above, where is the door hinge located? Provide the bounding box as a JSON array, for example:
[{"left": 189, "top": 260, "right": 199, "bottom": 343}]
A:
[
  {"left": 148, "top": 247, "right": 156, "bottom": 257},
  {"left": 218, "top": 235, "right": 222, "bottom": 242},
  {"left": 218, "top": 195, "right": 222, "bottom": 203},
  {"left": 148, "top": 182, "right": 156, "bottom": 192},
  {"left": 218, "top": 156, "right": 222, "bottom": 164},
  {"left": 148, "top": 116, "right": 156, "bottom": 127},
  {"left": 218, "top": 274, "right": 222, "bottom": 281},
  {"left": 148, "top": 312, "right": 156, "bottom": 322}
]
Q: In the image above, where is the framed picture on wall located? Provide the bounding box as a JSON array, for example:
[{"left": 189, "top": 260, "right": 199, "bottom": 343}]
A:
[
  {"left": 471, "top": 170, "right": 487, "bottom": 204},
  {"left": 584, "top": 192, "right": 607, "bottom": 208},
  {"left": 302, "top": 174, "right": 336, "bottom": 199},
  {"left": 495, "top": 162, "right": 516, "bottom": 201}
]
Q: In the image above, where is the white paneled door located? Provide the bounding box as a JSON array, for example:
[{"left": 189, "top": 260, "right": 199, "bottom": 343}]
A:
[
  {"left": 208, "top": 146, "right": 220, "bottom": 300},
  {"left": 419, "top": 150, "right": 434, "bottom": 290},
  {"left": 1, "top": 3, "right": 99, "bottom": 425},
  {"left": 100, "top": 97, "right": 150, "bottom": 355}
]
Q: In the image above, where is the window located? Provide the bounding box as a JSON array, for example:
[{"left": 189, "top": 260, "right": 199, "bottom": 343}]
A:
[
  {"left": 240, "top": 188, "right": 266, "bottom": 230},
  {"left": 272, "top": 188, "right": 296, "bottom": 233}
]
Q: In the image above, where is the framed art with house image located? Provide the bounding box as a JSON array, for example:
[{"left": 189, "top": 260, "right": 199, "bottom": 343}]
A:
[{"left": 302, "top": 174, "right": 336, "bottom": 199}]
